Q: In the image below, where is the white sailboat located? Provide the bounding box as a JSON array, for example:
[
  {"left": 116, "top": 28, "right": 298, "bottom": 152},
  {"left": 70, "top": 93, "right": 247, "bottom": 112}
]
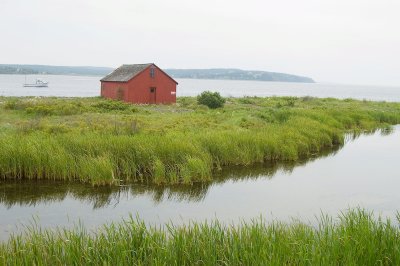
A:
[{"left": 23, "top": 77, "right": 49, "bottom": 87}]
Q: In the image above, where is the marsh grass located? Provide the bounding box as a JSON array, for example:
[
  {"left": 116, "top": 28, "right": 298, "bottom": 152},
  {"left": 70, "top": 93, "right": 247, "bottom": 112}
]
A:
[
  {"left": 0, "top": 96, "right": 399, "bottom": 185},
  {"left": 1, "top": 209, "right": 400, "bottom": 265}
]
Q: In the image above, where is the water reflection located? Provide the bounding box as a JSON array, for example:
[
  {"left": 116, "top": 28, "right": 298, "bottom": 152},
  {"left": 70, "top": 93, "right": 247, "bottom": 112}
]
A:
[
  {"left": 0, "top": 181, "right": 122, "bottom": 209},
  {"left": 0, "top": 143, "right": 342, "bottom": 209},
  {"left": 213, "top": 145, "right": 340, "bottom": 183}
]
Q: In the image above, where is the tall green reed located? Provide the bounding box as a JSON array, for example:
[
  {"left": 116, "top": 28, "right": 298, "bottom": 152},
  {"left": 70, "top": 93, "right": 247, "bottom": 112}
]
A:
[{"left": 1, "top": 209, "right": 400, "bottom": 265}]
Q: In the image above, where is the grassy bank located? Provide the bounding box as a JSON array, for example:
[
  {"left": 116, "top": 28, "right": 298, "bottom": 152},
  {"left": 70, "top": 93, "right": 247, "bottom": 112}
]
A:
[
  {"left": 1, "top": 209, "right": 400, "bottom": 265},
  {"left": 0, "top": 96, "right": 399, "bottom": 185}
]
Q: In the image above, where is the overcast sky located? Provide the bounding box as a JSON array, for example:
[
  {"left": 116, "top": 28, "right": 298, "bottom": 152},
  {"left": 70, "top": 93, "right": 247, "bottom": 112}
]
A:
[{"left": 1, "top": 0, "right": 400, "bottom": 85}]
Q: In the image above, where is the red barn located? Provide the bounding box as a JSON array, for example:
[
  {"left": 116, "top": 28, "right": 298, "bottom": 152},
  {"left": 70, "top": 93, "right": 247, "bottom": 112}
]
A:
[{"left": 100, "top": 63, "right": 177, "bottom": 104}]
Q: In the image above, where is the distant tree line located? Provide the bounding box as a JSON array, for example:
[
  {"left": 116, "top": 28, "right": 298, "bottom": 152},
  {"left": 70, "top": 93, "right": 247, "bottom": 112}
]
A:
[
  {"left": 165, "top": 68, "right": 315, "bottom": 83},
  {"left": 0, "top": 66, "right": 39, "bottom": 75},
  {"left": 0, "top": 64, "right": 113, "bottom": 76}
]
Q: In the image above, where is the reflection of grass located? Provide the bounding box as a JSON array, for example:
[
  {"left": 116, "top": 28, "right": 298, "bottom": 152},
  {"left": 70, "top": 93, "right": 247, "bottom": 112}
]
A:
[
  {"left": 0, "top": 180, "right": 124, "bottom": 209},
  {"left": 0, "top": 144, "right": 343, "bottom": 208},
  {"left": 0, "top": 180, "right": 213, "bottom": 208},
  {"left": 2, "top": 209, "right": 400, "bottom": 264},
  {"left": 0, "top": 96, "right": 399, "bottom": 185},
  {"left": 213, "top": 142, "right": 343, "bottom": 183}
]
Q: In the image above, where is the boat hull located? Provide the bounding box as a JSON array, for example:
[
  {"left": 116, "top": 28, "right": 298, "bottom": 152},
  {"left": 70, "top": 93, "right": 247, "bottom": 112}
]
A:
[{"left": 23, "top": 84, "right": 48, "bottom": 87}]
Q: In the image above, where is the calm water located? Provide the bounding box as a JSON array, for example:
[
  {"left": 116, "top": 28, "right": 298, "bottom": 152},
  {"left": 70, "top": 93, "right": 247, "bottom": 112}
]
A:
[
  {"left": 1, "top": 126, "right": 399, "bottom": 240},
  {"left": 0, "top": 74, "right": 400, "bottom": 101}
]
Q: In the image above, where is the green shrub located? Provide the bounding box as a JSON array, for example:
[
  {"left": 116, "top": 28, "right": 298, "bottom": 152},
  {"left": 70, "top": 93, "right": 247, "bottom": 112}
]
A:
[
  {"left": 177, "top": 97, "right": 195, "bottom": 108},
  {"left": 3, "top": 99, "right": 19, "bottom": 110},
  {"left": 25, "top": 103, "right": 84, "bottom": 116},
  {"left": 26, "top": 105, "right": 55, "bottom": 115},
  {"left": 197, "top": 91, "right": 226, "bottom": 109},
  {"left": 238, "top": 97, "right": 256, "bottom": 104},
  {"left": 92, "top": 100, "right": 132, "bottom": 112},
  {"left": 4, "top": 98, "right": 32, "bottom": 110}
]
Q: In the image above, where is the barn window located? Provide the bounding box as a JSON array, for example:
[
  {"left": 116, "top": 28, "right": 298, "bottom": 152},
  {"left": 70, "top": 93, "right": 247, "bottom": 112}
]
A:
[{"left": 150, "top": 67, "right": 155, "bottom": 78}]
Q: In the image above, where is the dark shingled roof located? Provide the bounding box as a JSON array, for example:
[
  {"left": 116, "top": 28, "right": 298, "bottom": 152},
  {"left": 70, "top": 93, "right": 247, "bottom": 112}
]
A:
[{"left": 100, "top": 64, "right": 152, "bottom": 82}]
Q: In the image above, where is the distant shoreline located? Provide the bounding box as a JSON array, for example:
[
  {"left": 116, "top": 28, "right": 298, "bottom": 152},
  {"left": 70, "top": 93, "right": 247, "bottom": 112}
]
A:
[{"left": 0, "top": 64, "right": 315, "bottom": 83}]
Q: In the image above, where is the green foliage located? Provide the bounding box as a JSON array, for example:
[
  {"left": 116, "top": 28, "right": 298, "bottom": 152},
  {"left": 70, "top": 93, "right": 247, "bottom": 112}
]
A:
[
  {"left": 92, "top": 99, "right": 134, "bottom": 112},
  {"left": 3, "top": 98, "right": 86, "bottom": 116},
  {"left": 238, "top": 97, "right": 257, "bottom": 104},
  {"left": 197, "top": 91, "right": 226, "bottom": 109},
  {"left": 0, "top": 96, "right": 399, "bottom": 185},
  {"left": 3, "top": 99, "right": 20, "bottom": 110},
  {"left": 3, "top": 98, "right": 31, "bottom": 110},
  {"left": 1, "top": 97, "right": 138, "bottom": 116},
  {"left": 2, "top": 209, "right": 400, "bottom": 265}
]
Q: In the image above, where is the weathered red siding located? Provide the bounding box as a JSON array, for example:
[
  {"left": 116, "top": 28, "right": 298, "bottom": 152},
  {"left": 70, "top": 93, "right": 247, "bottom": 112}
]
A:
[{"left": 100, "top": 65, "right": 177, "bottom": 104}]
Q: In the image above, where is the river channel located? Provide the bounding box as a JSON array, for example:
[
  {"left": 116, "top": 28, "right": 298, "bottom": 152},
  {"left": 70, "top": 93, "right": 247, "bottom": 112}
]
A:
[{"left": 1, "top": 126, "right": 399, "bottom": 240}]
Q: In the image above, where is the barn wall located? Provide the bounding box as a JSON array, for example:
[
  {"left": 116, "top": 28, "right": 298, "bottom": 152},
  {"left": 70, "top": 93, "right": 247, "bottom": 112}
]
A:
[
  {"left": 100, "top": 65, "right": 176, "bottom": 104},
  {"left": 101, "top": 82, "right": 129, "bottom": 101}
]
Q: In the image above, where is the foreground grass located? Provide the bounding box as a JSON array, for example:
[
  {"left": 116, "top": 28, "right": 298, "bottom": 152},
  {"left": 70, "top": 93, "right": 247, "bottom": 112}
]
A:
[
  {"left": 1, "top": 209, "right": 400, "bottom": 265},
  {"left": 0, "top": 96, "right": 399, "bottom": 185}
]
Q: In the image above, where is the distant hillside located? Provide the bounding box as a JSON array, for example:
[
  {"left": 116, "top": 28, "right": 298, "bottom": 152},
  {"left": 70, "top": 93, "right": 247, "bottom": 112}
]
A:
[
  {"left": 165, "top": 68, "right": 314, "bottom": 83},
  {"left": 0, "top": 65, "right": 39, "bottom": 75},
  {"left": 0, "top": 64, "right": 314, "bottom": 83},
  {"left": 0, "top": 64, "right": 113, "bottom": 76}
]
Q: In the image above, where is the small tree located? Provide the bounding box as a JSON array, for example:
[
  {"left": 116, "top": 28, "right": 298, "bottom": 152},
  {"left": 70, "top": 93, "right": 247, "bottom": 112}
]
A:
[{"left": 197, "top": 91, "right": 226, "bottom": 109}]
